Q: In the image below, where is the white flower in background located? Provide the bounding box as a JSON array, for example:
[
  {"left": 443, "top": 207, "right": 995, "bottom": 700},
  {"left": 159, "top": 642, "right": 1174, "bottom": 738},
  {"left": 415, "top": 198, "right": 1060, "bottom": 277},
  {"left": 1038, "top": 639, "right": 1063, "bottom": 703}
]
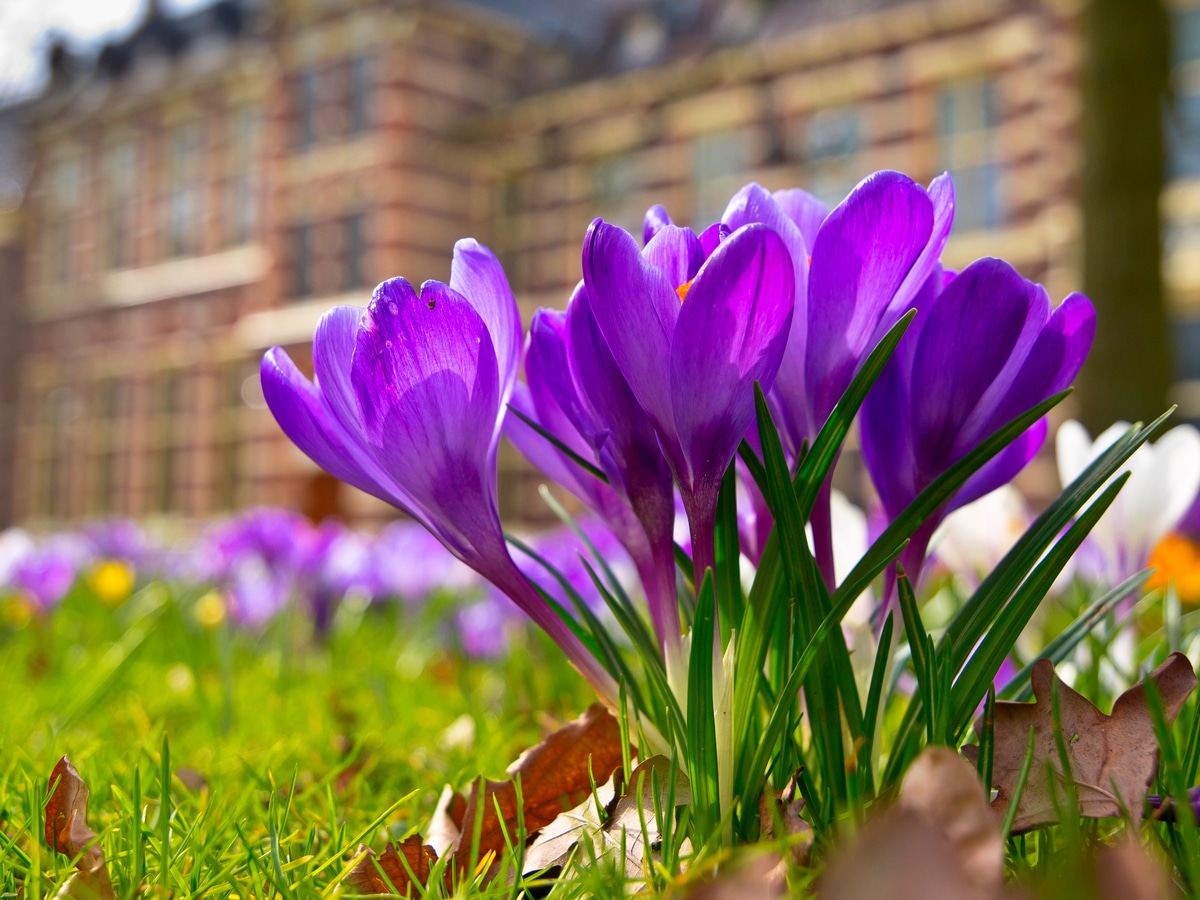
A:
[
  {"left": 0, "top": 528, "right": 34, "bottom": 589},
  {"left": 1056, "top": 420, "right": 1200, "bottom": 587},
  {"left": 930, "top": 485, "right": 1031, "bottom": 589}
]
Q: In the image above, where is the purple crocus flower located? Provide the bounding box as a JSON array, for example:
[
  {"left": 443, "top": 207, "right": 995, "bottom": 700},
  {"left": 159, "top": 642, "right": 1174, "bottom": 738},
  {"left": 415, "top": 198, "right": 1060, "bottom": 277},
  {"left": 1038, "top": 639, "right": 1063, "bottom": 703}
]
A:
[
  {"left": 725, "top": 173, "right": 954, "bottom": 588},
  {"left": 199, "top": 507, "right": 313, "bottom": 627},
  {"left": 295, "top": 518, "right": 375, "bottom": 633},
  {"left": 260, "top": 241, "right": 615, "bottom": 700},
  {"left": 506, "top": 295, "right": 679, "bottom": 653},
  {"left": 370, "top": 520, "right": 479, "bottom": 603},
  {"left": 860, "top": 258, "right": 1095, "bottom": 602},
  {"left": 9, "top": 534, "right": 89, "bottom": 611},
  {"left": 582, "top": 219, "right": 795, "bottom": 585}
]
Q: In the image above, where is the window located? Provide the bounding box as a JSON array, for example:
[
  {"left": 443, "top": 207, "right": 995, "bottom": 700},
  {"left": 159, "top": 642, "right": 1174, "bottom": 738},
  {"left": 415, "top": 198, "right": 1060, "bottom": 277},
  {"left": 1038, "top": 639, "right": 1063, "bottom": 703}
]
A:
[
  {"left": 342, "top": 212, "right": 368, "bottom": 290},
  {"left": 290, "top": 223, "right": 313, "bottom": 299},
  {"left": 800, "top": 106, "right": 863, "bottom": 208},
  {"left": 39, "top": 387, "right": 75, "bottom": 519},
  {"left": 295, "top": 67, "right": 318, "bottom": 148},
  {"left": 591, "top": 154, "right": 641, "bottom": 236},
  {"left": 226, "top": 108, "right": 260, "bottom": 245},
  {"left": 46, "top": 156, "right": 81, "bottom": 284},
  {"left": 348, "top": 55, "right": 374, "bottom": 135},
  {"left": 105, "top": 141, "right": 136, "bottom": 269},
  {"left": 937, "top": 79, "right": 1003, "bottom": 231},
  {"left": 166, "top": 122, "right": 205, "bottom": 257},
  {"left": 92, "top": 377, "right": 125, "bottom": 515},
  {"left": 692, "top": 130, "right": 754, "bottom": 228},
  {"left": 213, "top": 363, "right": 250, "bottom": 511},
  {"left": 152, "top": 372, "right": 189, "bottom": 514}
]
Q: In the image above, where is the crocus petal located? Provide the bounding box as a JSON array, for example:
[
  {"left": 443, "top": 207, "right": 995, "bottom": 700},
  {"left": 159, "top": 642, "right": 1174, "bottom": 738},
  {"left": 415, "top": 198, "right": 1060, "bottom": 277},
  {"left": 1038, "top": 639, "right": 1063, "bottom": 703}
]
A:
[
  {"left": 351, "top": 278, "right": 501, "bottom": 553},
  {"left": 771, "top": 187, "right": 828, "bottom": 250},
  {"left": 312, "top": 305, "right": 370, "bottom": 435},
  {"left": 448, "top": 239, "right": 522, "bottom": 434},
  {"left": 880, "top": 172, "right": 956, "bottom": 326},
  {"left": 567, "top": 283, "right": 669, "bottom": 501},
  {"left": 504, "top": 382, "right": 595, "bottom": 505},
  {"left": 643, "top": 204, "right": 673, "bottom": 244},
  {"left": 699, "top": 222, "right": 729, "bottom": 257},
  {"left": 722, "top": 183, "right": 809, "bottom": 300},
  {"left": 952, "top": 418, "right": 1048, "bottom": 512},
  {"left": 723, "top": 184, "right": 812, "bottom": 456},
  {"left": 261, "top": 346, "right": 424, "bottom": 519},
  {"left": 909, "top": 259, "right": 1032, "bottom": 482},
  {"left": 669, "top": 223, "right": 795, "bottom": 491},
  {"left": 526, "top": 309, "right": 601, "bottom": 449},
  {"left": 805, "top": 171, "right": 935, "bottom": 425},
  {"left": 643, "top": 224, "right": 706, "bottom": 290},
  {"left": 583, "top": 219, "right": 680, "bottom": 439},
  {"left": 984, "top": 291, "right": 1094, "bottom": 434}
]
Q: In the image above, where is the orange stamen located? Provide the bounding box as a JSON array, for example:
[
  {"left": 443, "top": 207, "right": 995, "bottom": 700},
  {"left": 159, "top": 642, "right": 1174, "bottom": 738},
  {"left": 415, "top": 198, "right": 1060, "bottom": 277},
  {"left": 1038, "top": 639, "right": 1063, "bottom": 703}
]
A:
[{"left": 676, "top": 279, "right": 694, "bottom": 302}]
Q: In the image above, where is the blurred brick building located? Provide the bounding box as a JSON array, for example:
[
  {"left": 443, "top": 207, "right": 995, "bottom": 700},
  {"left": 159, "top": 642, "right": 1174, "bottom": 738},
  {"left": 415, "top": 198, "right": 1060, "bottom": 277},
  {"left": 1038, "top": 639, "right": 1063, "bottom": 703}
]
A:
[{"left": 0, "top": 0, "right": 1195, "bottom": 529}]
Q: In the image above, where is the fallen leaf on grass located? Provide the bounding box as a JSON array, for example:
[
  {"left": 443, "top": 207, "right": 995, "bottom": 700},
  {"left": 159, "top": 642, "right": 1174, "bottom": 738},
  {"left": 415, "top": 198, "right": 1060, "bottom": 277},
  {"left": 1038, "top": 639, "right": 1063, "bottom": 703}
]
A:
[
  {"left": 822, "top": 746, "right": 1009, "bottom": 900},
  {"left": 900, "top": 746, "right": 1003, "bottom": 891},
  {"left": 345, "top": 836, "right": 438, "bottom": 896},
  {"left": 685, "top": 852, "right": 788, "bottom": 900},
  {"left": 1087, "top": 835, "right": 1177, "bottom": 900},
  {"left": 346, "top": 703, "right": 626, "bottom": 894},
  {"left": 44, "top": 756, "right": 116, "bottom": 900},
  {"left": 524, "top": 755, "right": 690, "bottom": 881},
  {"left": 522, "top": 768, "right": 621, "bottom": 874},
  {"left": 758, "top": 770, "right": 813, "bottom": 868},
  {"left": 963, "top": 653, "right": 1197, "bottom": 834},
  {"left": 450, "top": 702, "right": 626, "bottom": 869}
]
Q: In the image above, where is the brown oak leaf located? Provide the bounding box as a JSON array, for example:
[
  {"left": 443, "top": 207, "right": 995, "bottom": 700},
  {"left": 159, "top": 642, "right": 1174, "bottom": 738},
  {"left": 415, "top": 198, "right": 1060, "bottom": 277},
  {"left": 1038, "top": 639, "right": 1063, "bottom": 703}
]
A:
[
  {"left": 963, "top": 652, "right": 1197, "bottom": 834},
  {"left": 522, "top": 756, "right": 691, "bottom": 882},
  {"left": 451, "top": 702, "right": 625, "bottom": 869},
  {"left": 44, "top": 757, "right": 116, "bottom": 900},
  {"left": 345, "top": 836, "right": 438, "bottom": 896}
]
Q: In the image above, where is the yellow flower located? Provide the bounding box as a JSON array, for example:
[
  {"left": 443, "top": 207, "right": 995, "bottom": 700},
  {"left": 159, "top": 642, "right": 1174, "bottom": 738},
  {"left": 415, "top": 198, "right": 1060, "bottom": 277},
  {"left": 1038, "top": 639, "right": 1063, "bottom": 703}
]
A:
[
  {"left": 87, "top": 560, "right": 135, "bottom": 606},
  {"left": 1147, "top": 534, "right": 1200, "bottom": 604},
  {"left": 194, "top": 591, "right": 227, "bottom": 628},
  {"left": 1, "top": 593, "right": 33, "bottom": 628}
]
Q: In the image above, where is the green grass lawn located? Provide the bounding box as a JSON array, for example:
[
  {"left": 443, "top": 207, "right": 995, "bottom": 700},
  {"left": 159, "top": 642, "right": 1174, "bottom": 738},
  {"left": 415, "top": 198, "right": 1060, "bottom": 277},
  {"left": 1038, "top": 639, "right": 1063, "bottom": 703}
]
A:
[{"left": 0, "top": 582, "right": 599, "bottom": 897}]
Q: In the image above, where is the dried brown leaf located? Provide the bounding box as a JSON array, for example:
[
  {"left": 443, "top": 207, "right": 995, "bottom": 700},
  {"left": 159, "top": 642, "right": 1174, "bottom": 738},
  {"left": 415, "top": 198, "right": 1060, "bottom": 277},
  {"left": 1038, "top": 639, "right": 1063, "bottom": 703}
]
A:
[
  {"left": 43, "top": 757, "right": 116, "bottom": 900},
  {"left": 685, "top": 853, "right": 788, "bottom": 899},
  {"left": 522, "top": 756, "right": 690, "bottom": 882},
  {"left": 601, "top": 755, "right": 691, "bottom": 879},
  {"left": 452, "top": 702, "right": 625, "bottom": 868},
  {"left": 899, "top": 746, "right": 1003, "bottom": 891},
  {"left": 964, "top": 653, "right": 1197, "bottom": 834},
  {"left": 522, "top": 768, "right": 621, "bottom": 875},
  {"left": 758, "top": 771, "right": 813, "bottom": 868},
  {"left": 821, "top": 746, "right": 1013, "bottom": 900},
  {"left": 1088, "top": 835, "right": 1177, "bottom": 900},
  {"left": 821, "top": 808, "right": 1004, "bottom": 900},
  {"left": 345, "top": 836, "right": 438, "bottom": 897},
  {"left": 425, "top": 784, "right": 465, "bottom": 857}
]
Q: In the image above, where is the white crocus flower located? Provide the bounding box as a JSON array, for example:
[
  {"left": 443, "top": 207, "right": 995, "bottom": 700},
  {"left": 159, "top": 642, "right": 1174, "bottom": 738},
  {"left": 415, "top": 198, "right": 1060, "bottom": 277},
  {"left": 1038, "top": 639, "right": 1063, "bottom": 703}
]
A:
[
  {"left": 930, "top": 485, "right": 1031, "bottom": 589},
  {"left": 0, "top": 528, "right": 34, "bottom": 589},
  {"left": 1056, "top": 419, "right": 1200, "bottom": 686},
  {"left": 1056, "top": 420, "right": 1200, "bottom": 587}
]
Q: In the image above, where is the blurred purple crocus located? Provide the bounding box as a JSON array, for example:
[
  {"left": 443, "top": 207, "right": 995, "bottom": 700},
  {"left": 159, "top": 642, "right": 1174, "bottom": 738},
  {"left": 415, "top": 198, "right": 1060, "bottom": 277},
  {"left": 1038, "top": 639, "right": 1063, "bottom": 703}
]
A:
[
  {"left": 370, "top": 520, "right": 479, "bottom": 603},
  {"left": 199, "top": 507, "right": 313, "bottom": 627},
  {"left": 860, "top": 258, "right": 1095, "bottom": 602},
  {"left": 582, "top": 219, "right": 795, "bottom": 585},
  {"left": 261, "top": 240, "right": 615, "bottom": 700},
  {"left": 8, "top": 534, "right": 89, "bottom": 611}
]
